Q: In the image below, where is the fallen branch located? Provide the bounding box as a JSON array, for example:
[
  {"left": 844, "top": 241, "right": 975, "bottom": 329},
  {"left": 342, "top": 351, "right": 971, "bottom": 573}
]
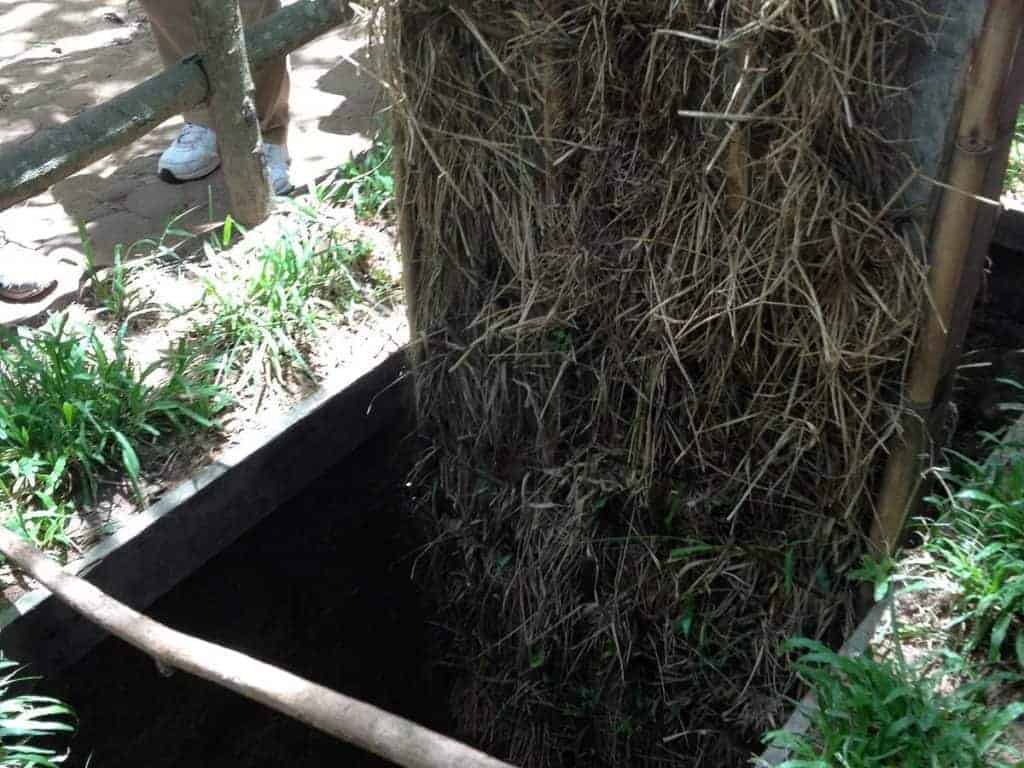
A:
[{"left": 0, "top": 526, "right": 516, "bottom": 768}]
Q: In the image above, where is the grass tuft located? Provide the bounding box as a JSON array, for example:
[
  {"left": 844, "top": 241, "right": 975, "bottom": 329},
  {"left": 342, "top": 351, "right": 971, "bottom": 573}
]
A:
[
  {"left": 921, "top": 431, "right": 1024, "bottom": 666},
  {"left": 762, "top": 639, "right": 1024, "bottom": 768},
  {"left": 79, "top": 221, "right": 160, "bottom": 325},
  {"left": 0, "top": 314, "right": 227, "bottom": 550},
  {"left": 327, "top": 135, "right": 394, "bottom": 221},
  {"left": 0, "top": 657, "right": 75, "bottom": 768},
  {"left": 192, "top": 218, "right": 376, "bottom": 391}
]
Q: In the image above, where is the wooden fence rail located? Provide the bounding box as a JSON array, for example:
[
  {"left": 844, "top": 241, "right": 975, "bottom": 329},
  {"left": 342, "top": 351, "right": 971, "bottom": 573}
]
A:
[{"left": 0, "top": 0, "right": 352, "bottom": 212}]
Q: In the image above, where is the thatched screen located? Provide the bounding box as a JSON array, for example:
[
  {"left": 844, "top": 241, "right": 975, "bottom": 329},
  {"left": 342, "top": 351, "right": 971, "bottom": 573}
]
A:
[{"left": 378, "top": 1, "right": 928, "bottom": 765}]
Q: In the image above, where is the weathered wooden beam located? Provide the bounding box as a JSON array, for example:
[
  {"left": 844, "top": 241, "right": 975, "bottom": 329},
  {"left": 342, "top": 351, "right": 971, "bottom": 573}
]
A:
[
  {"left": 192, "top": 0, "right": 272, "bottom": 226},
  {"left": 0, "top": 0, "right": 352, "bottom": 212}
]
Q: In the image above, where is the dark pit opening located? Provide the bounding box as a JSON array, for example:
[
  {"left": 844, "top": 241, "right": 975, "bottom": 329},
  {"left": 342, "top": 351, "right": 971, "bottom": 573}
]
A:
[
  {"left": 955, "top": 240, "right": 1024, "bottom": 454},
  {"left": 43, "top": 425, "right": 449, "bottom": 768}
]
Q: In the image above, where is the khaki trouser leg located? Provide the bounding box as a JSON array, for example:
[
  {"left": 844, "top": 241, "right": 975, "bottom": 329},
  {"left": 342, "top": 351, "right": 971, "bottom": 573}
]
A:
[{"left": 139, "top": 0, "right": 290, "bottom": 145}]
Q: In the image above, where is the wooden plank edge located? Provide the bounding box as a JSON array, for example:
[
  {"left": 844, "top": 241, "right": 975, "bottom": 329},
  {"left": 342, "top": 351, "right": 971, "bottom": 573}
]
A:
[{"left": 0, "top": 349, "right": 410, "bottom": 675}]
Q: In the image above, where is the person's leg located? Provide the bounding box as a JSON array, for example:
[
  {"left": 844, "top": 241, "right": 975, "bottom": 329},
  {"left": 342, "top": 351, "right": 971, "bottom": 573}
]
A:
[
  {"left": 244, "top": 0, "right": 290, "bottom": 147},
  {"left": 243, "top": 0, "right": 292, "bottom": 192},
  {"left": 139, "top": 0, "right": 291, "bottom": 189},
  {"left": 138, "top": 0, "right": 210, "bottom": 129},
  {"left": 139, "top": 0, "right": 290, "bottom": 145},
  {"left": 138, "top": 0, "right": 220, "bottom": 181}
]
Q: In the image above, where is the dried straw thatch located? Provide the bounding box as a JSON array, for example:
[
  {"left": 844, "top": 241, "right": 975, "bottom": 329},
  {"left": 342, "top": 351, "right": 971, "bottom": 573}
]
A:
[{"left": 376, "top": 1, "right": 928, "bottom": 765}]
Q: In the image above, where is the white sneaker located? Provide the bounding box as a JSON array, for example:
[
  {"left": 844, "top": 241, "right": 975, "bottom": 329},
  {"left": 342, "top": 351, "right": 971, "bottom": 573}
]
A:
[
  {"left": 264, "top": 143, "right": 292, "bottom": 195},
  {"left": 159, "top": 124, "right": 291, "bottom": 194},
  {"left": 158, "top": 123, "right": 221, "bottom": 183}
]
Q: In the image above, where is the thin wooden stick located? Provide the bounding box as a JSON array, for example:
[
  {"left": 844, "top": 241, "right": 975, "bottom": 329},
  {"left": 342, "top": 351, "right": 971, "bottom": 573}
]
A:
[
  {"left": 0, "top": 527, "right": 516, "bottom": 768},
  {"left": 871, "top": 0, "right": 1024, "bottom": 553},
  {"left": 192, "top": 0, "right": 272, "bottom": 226}
]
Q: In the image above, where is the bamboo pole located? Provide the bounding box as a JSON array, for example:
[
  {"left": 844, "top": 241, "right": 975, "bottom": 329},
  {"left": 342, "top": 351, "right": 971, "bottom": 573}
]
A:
[
  {"left": 870, "top": 0, "right": 1024, "bottom": 554},
  {"left": 0, "top": 526, "right": 516, "bottom": 768},
  {"left": 0, "top": 0, "right": 352, "bottom": 212},
  {"left": 930, "top": 40, "right": 1024, "bottom": 436},
  {"left": 192, "top": 0, "right": 272, "bottom": 226}
]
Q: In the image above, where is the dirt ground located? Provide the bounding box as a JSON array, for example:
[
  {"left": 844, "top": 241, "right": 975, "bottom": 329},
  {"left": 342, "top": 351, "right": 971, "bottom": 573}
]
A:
[{"left": 0, "top": 0, "right": 381, "bottom": 291}]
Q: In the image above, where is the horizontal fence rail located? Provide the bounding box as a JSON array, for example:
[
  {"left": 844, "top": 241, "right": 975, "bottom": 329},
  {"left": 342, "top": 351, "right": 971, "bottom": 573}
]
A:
[{"left": 0, "top": 0, "right": 352, "bottom": 212}]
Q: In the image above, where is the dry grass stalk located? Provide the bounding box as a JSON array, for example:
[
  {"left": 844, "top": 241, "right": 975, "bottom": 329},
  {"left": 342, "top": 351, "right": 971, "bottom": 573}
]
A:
[{"left": 374, "top": 1, "right": 928, "bottom": 765}]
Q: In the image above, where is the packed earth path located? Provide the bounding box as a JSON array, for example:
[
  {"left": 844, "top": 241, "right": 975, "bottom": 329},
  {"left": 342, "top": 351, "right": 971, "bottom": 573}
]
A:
[{"left": 0, "top": 0, "right": 381, "bottom": 325}]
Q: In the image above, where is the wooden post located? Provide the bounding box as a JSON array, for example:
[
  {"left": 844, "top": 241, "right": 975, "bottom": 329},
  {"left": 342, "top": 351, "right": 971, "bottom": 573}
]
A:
[
  {"left": 870, "top": 0, "right": 1024, "bottom": 553},
  {"left": 0, "top": 0, "right": 352, "bottom": 212},
  {"left": 192, "top": 0, "right": 272, "bottom": 226}
]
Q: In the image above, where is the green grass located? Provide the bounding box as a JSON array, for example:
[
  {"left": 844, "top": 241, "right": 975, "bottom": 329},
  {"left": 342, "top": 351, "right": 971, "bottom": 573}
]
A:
[
  {"left": 88, "top": 250, "right": 158, "bottom": 326},
  {"left": 1006, "top": 106, "right": 1024, "bottom": 196},
  {"left": 762, "top": 639, "right": 1024, "bottom": 768},
  {"left": 79, "top": 221, "right": 161, "bottom": 325},
  {"left": 0, "top": 657, "right": 75, "bottom": 768},
  {"left": 761, "top": 398, "right": 1024, "bottom": 766},
  {"left": 33, "top": 161, "right": 397, "bottom": 551},
  {"left": 327, "top": 134, "right": 394, "bottom": 221},
  {"left": 0, "top": 314, "right": 228, "bottom": 551},
  {"left": 922, "top": 440, "right": 1024, "bottom": 666},
  {"left": 192, "top": 218, "right": 376, "bottom": 391}
]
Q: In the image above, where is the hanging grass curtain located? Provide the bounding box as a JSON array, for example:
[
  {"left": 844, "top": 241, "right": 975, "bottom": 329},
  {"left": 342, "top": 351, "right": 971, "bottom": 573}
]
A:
[{"left": 376, "top": 1, "right": 930, "bottom": 765}]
